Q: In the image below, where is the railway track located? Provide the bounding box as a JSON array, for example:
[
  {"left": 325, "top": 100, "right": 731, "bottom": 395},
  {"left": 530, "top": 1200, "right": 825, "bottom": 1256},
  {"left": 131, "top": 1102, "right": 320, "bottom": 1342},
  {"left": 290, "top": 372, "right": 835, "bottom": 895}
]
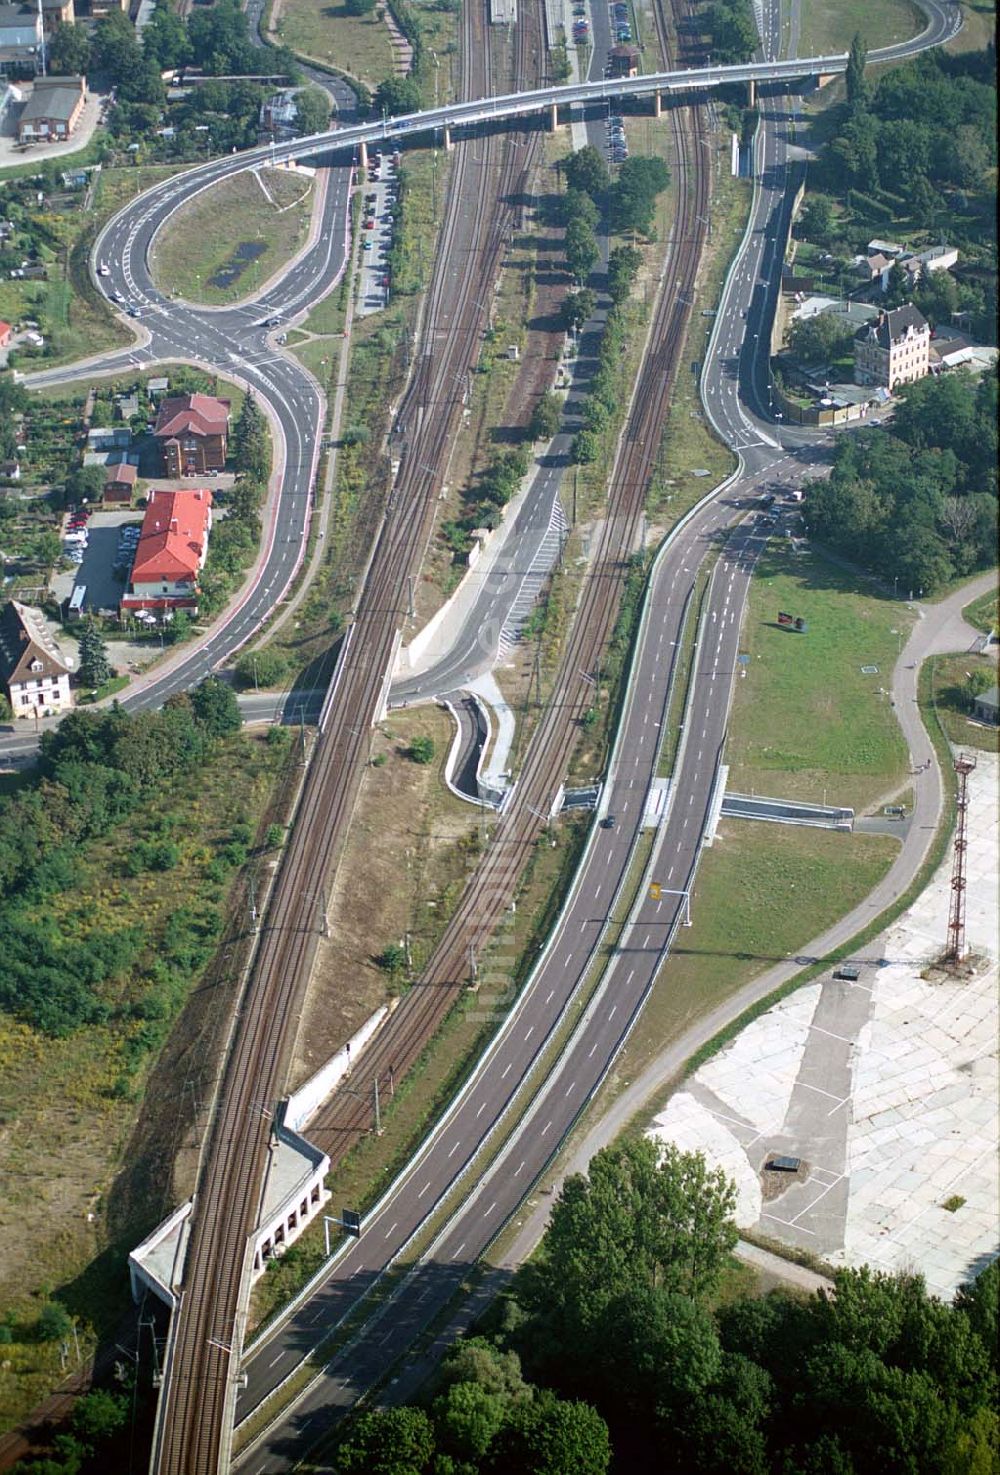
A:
[
  {"left": 306, "top": 0, "right": 711, "bottom": 1170},
  {"left": 150, "top": 6, "right": 545, "bottom": 1473}
]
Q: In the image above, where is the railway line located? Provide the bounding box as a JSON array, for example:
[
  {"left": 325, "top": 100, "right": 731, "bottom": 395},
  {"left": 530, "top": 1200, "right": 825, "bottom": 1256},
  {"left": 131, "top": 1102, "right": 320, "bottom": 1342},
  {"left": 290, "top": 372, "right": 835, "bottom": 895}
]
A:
[
  {"left": 305, "top": 0, "right": 710, "bottom": 1173},
  {"left": 149, "top": 5, "right": 545, "bottom": 1472}
]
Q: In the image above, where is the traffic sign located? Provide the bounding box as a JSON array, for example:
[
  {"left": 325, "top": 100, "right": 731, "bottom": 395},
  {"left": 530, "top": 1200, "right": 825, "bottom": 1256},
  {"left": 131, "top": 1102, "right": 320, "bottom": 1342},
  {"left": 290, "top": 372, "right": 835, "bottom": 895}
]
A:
[
  {"left": 341, "top": 1209, "right": 361, "bottom": 1238},
  {"left": 650, "top": 882, "right": 662, "bottom": 901}
]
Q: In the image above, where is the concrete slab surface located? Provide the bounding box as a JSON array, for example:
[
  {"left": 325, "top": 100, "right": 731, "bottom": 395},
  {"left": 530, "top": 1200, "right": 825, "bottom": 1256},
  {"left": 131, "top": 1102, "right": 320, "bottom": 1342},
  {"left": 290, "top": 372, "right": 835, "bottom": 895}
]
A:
[{"left": 650, "top": 753, "right": 998, "bottom": 1298}]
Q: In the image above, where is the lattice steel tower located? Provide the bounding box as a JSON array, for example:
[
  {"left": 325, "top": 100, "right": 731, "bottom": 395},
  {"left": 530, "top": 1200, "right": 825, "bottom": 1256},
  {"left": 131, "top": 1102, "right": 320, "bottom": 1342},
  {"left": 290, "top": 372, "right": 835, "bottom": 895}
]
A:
[{"left": 944, "top": 753, "right": 977, "bottom": 964}]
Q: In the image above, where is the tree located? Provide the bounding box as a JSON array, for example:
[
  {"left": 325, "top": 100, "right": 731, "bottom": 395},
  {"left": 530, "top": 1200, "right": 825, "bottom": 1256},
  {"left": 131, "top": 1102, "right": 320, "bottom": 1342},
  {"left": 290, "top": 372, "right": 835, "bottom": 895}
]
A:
[
  {"left": 706, "top": 0, "right": 759, "bottom": 64},
  {"left": 142, "top": 3, "right": 192, "bottom": 70},
  {"left": 71, "top": 1389, "right": 129, "bottom": 1440},
  {"left": 375, "top": 76, "right": 422, "bottom": 117},
  {"left": 563, "top": 145, "right": 609, "bottom": 200},
  {"left": 234, "top": 647, "right": 288, "bottom": 689},
  {"left": 345, "top": 0, "right": 377, "bottom": 12},
  {"left": 91, "top": 9, "right": 140, "bottom": 81},
  {"left": 787, "top": 312, "right": 854, "bottom": 365},
  {"left": 961, "top": 667, "right": 993, "bottom": 709},
  {"left": 561, "top": 188, "right": 599, "bottom": 231},
  {"left": 190, "top": 677, "right": 241, "bottom": 737},
  {"left": 232, "top": 393, "right": 269, "bottom": 479},
  {"left": 560, "top": 288, "right": 595, "bottom": 332},
  {"left": 797, "top": 193, "right": 835, "bottom": 246},
  {"left": 528, "top": 391, "right": 561, "bottom": 442},
  {"left": 78, "top": 620, "right": 112, "bottom": 689},
  {"left": 565, "top": 219, "right": 598, "bottom": 282},
  {"left": 606, "top": 245, "right": 642, "bottom": 304},
  {"left": 337, "top": 1407, "right": 435, "bottom": 1475},
  {"left": 954, "top": 1262, "right": 1000, "bottom": 1373},
  {"left": 433, "top": 1380, "right": 509, "bottom": 1462},
  {"left": 295, "top": 86, "right": 331, "bottom": 135},
  {"left": 408, "top": 735, "right": 435, "bottom": 765},
  {"left": 491, "top": 1393, "right": 611, "bottom": 1475},
  {"left": 571, "top": 430, "right": 600, "bottom": 465},
  {"left": 522, "top": 1140, "right": 737, "bottom": 1353},
  {"left": 608, "top": 155, "right": 671, "bottom": 236},
  {"left": 48, "top": 20, "right": 91, "bottom": 75},
  {"left": 845, "top": 32, "right": 868, "bottom": 108}
]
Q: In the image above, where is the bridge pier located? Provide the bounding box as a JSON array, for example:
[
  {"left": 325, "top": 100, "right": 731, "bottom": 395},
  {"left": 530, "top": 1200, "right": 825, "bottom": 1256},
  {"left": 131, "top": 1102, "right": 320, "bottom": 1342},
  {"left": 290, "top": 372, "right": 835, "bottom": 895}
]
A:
[
  {"left": 443, "top": 123, "right": 453, "bottom": 150},
  {"left": 358, "top": 138, "right": 368, "bottom": 171},
  {"left": 549, "top": 101, "right": 559, "bottom": 132},
  {"left": 747, "top": 77, "right": 756, "bottom": 106},
  {"left": 816, "top": 72, "right": 836, "bottom": 88},
  {"left": 652, "top": 89, "right": 662, "bottom": 118}
]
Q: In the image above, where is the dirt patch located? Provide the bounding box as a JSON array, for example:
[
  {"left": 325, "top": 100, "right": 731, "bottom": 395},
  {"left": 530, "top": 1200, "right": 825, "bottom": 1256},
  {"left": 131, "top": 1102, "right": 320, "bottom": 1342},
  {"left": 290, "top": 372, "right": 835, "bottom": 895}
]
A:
[{"left": 287, "top": 707, "right": 481, "bottom": 1092}]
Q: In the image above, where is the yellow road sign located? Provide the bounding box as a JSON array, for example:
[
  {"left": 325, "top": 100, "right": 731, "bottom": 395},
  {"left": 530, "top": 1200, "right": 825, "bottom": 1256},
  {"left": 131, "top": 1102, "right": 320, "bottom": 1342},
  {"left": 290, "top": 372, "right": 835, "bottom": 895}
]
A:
[{"left": 650, "top": 882, "right": 662, "bottom": 901}]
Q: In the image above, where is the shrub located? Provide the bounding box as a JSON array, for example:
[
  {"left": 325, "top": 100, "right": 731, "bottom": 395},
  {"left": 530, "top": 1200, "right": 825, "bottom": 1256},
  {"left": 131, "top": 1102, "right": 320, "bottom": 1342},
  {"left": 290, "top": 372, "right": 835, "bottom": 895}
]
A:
[{"left": 408, "top": 735, "right": 435, "bottom": 765}]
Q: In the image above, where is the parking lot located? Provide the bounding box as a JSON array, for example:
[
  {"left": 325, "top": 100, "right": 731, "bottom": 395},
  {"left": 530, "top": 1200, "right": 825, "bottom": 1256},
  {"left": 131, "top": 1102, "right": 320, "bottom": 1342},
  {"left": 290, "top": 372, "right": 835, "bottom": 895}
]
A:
[
  {"left": 50, "top": 508, "right": 143, "bottom": 618},
  {"left": 356, "top": 152, "right": 397, "bottom": 319}
]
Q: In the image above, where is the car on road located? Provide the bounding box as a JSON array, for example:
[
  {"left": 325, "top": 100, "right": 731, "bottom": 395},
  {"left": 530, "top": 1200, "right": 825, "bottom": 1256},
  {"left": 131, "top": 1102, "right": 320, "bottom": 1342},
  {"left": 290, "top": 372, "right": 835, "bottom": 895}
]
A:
[
  {"left": 128, "top": 306, "right": 140, "bottom": 318},
  {"left": 98, "top": 263, "right": 110, "bottom": 277},
  {"left": 600, "top": 815, "right": 616, "bottom": 829}
]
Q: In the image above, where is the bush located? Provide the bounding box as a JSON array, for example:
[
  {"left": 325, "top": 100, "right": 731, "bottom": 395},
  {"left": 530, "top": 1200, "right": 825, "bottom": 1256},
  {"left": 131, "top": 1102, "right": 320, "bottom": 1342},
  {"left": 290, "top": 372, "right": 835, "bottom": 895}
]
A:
[
  {"left": 264, "top": 823, "right": 285, "bottom": 848},
  {"left": 36, "top": 1303, "right": 72, "bottom": 1341},
  {"left": 408, "top": 735, "right": 435, "bottom": 765},
  {"left": 234, "top": 647, "right": 289, "bottom": 690}
]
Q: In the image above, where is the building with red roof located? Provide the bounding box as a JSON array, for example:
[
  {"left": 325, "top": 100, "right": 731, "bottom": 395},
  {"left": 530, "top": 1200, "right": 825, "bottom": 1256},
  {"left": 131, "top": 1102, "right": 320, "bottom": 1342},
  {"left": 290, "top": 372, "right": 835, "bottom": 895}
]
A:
[
  {"left": 153, "top": 391, "right": 230, "bottom": 477},
  {"left": 121, "top": 488, "right": 213, "bottom": 614},
  {"left": 0, "top": 321, "right": 12, "bottom": 349}
]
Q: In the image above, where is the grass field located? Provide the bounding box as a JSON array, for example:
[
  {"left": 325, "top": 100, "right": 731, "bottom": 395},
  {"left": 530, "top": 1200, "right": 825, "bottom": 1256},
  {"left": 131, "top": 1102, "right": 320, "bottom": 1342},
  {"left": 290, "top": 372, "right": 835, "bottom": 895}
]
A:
[
  {"left": 273, "top": 0, "right": 395, "bottom": 84},
  {"left": 0, "top": 732, "right": 287, "bottom": 1434},
  {"left": 947, "top": 0, "right": 996, "bottom": 51},
  {"left": 928, "top": 652, "right": 999, "bottom": 754},
  {"left": 613, "top": 821, "right": 898, "bottom": 1092},
  {"left": 647, "top": 157, "right": 747, "bottom": 524},
  {"left": 725, "top": 544, "right": 912, "bottom": 811},
  {"left": 963, "top": 585, "right": 998, "bottom": 636},
  {"left": 798, "top": 0, "right": 925, "bottom": 54},
  {"left": 151, "top": 169, "right": 315, "bottom": 306}
]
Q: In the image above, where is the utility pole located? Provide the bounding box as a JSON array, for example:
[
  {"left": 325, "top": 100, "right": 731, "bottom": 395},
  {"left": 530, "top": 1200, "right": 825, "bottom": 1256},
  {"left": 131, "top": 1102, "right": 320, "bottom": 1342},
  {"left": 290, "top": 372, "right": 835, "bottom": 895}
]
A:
[
  {"left": 373, "top": 1073, "right": 382, "bottom": 1135},
  {"left": 944, "top": 754, "right": 976, "bottom": 964},
  {"left": 532, "top": 638, "right": 543, "bottom": 708}
]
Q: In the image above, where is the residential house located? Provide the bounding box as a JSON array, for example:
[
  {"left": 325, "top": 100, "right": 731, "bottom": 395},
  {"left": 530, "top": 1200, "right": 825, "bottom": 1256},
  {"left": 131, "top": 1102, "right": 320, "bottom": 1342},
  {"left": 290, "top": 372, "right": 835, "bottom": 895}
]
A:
[
  {"left": 0, "top": 599, "right": 73, "bottom": 718},
  {"left": 153, "top": 392, "right": 230, "bottom": 477},
  {"left": 866, "top": 239, "right": 905, "bottom": 259},
  {"left": 260, "top": 90, "right": 299, "bottom": 141},
  {"left": 146, "top": 376, "right": 170, "bottom": 399},
  {"left": 0, "top": 459, "right": 21, "bottom": 480},
  {"left": 853, "top": 305, "right": 930, "bottom": 391},
  {"left": 0, "top": 320, "right": 11, "bottom": 348},
  {"left": 40, "top": 0, "right": 74, "bottom": 33},
  {"left": 121, "top": 487, "right": 212, "bottom": 613},
  {"left": 115, "top": 390, "right": 139, "bottom": 421},
  {"left": 17, "top": 75, "right": 87, "bottom": 142},
  {"left": 86, "top": 426, "right": 130, "bottom": 453},
  {"left": 854, "top": 251, "right": 894, "bottom": 290},
  {"left": 103, "top": 459, "right": 137, "bottom": 504},
  {"left": 0, "top": 3, "right": 43, "bottom": 75}
]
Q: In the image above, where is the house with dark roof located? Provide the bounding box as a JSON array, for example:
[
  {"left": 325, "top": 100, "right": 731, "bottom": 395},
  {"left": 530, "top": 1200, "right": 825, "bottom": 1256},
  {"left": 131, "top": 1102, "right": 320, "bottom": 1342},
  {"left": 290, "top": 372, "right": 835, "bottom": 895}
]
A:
[
  {"left": 973, "top": 684, "right": 998, "bottom": 726},
  {"left": 121, "top": 487, "right": 212, "bottom": 613},
  {"left": 17, "top": 76, "right": 86, "bottom": 141},
  {"left": 103, "top": 459, "right": 138, "bottom": 504},
  {"left": 853, "top": 305, "right": 930, "bottom": 392},
  {"left": 153, "top": 392, "right": 230, "bottom": 478},
  {"left": 0, "top": 599, "right": 73, "bottom": 718}
]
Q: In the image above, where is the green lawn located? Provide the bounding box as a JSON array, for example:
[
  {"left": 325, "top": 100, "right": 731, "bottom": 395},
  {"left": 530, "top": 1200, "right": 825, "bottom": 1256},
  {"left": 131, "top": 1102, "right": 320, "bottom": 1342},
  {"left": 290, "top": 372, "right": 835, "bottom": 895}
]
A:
[
  {"left": 726, "top": 545, "right": 912, "bottom": 810},
  {"left": 963, "top": 584, "right": 998, "bottom": 636},
  {"left": 150, "top": 169, "right": 315, "bottom": 306},
  {"left": 798, "top": 0, "right": 925, "bottom": 54},
  {"left": 619, "top": 822, "right": 898, "bottom": 1088},
  {"left": 928, "top": 652, "right": 999, "bottom": 754},
  {"left": 273, "top": 0, "right": 395, "bottom": 85}
]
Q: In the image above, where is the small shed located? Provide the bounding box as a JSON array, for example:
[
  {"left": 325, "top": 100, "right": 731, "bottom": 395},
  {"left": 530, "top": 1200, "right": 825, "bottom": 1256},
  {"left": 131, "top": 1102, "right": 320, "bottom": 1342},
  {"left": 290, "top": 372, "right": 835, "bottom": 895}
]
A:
[
  {"left": 608, "top": 44, "right": 640, "bottom": 77},
  {"left": 973, "top": 684, "right": 999, "bottom": 726},
  {"left": 103, "top": 461, "right": 138, "bottom": 504}
]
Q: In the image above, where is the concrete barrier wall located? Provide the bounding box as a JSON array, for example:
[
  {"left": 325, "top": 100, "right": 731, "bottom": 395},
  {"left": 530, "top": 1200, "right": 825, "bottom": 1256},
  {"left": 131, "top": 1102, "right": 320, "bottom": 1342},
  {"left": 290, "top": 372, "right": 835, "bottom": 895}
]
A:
[{"left": 285, "top": 1006, "right": 390, "bottom": 1130}]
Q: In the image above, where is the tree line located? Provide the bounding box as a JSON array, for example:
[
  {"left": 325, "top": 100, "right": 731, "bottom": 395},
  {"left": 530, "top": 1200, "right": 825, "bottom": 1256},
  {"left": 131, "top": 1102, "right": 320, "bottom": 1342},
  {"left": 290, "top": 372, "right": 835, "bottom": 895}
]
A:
[
  {"left": 331, "top": 1139, "right": 999, "bottom": 1475},
  {"left": 804, "top": 371, "right": 997, "bottom": 593}
]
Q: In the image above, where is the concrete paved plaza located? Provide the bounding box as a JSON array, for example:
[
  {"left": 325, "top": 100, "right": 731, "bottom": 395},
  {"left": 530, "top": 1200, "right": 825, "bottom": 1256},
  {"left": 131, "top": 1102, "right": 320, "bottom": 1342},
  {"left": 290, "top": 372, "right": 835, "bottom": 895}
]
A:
[{"left": 650, "top": 752, "right": 998, "bottom": 1299}]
